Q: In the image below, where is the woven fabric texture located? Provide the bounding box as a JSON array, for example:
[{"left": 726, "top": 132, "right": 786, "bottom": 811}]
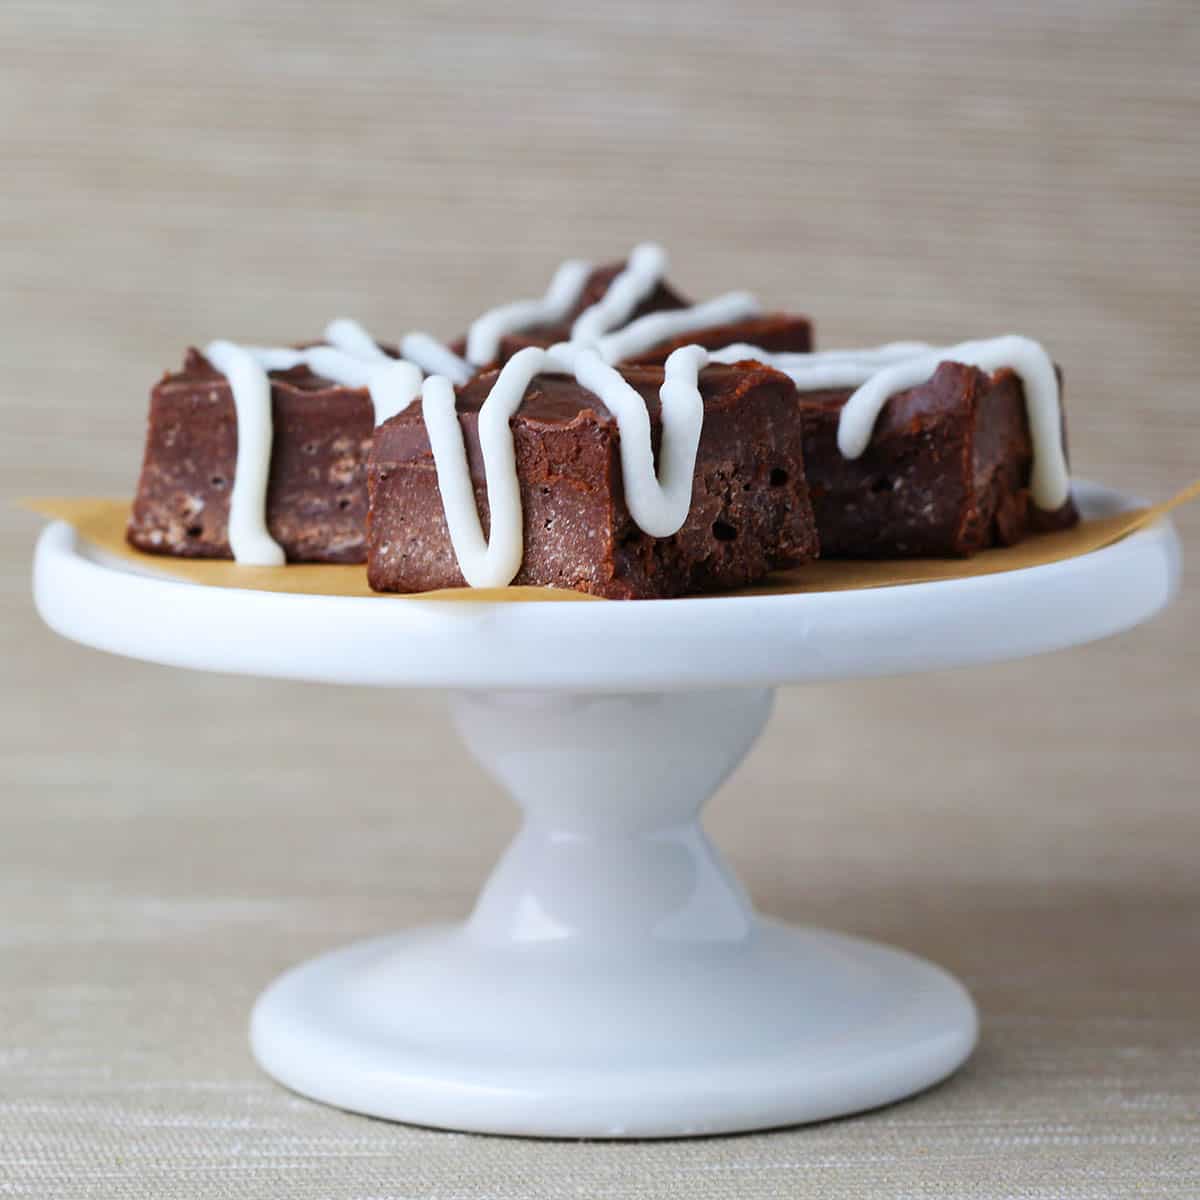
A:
[{"left": 2, "top": 1, "right": 1198, "bottom": 1195}]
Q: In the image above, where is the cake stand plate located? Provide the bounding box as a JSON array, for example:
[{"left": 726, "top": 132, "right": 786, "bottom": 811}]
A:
[{"left": 32, "top": 481, "right": 1181, "bottom": 1138}]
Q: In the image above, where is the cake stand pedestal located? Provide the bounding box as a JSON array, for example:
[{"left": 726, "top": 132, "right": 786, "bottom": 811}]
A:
[{"left": 32, "top": 482, "right": 1181, "bottom": 1138}]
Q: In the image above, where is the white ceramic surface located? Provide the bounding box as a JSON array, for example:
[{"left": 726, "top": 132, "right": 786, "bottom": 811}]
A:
[
  {"left": 32, "top": 482, "right": 1180, "bottom": 693},
  {"left": 31, "top": 481, "right": 1181, "bottom": 1137},
  {"left": 251, "top": 688, "right": 977, "bottom": 1137}
]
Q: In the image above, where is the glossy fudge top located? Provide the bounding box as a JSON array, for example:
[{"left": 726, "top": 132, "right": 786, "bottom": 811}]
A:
[
  {"left": 374, "top": 361, "right": 798, "bottom": 449},
  {"left": 795, "top": 361, "right": 1002, "bottom": 425},
  {"left": 620, "top": 313, "right": 813, "bottom": 365},
  {"left": 490, "top": 259, "right": 688, "bottom": 347},
  {"left": 157, "top": 347, "right": 378, "bottom": 399}
]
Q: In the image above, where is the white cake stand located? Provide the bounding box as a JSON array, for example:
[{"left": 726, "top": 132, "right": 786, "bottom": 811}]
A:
[{"left": 32, "top": 481, "right": 1181, "bottom": 1138}]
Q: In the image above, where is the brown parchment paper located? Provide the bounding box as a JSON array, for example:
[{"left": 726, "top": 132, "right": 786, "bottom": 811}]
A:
[{"left": 23, "top": 482, "right": 1199, "bottom": 602}]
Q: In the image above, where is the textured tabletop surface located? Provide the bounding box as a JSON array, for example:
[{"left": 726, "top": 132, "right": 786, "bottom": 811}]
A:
[{"left": 2, "top": 2, "right": 1198, "bottom": 1196}]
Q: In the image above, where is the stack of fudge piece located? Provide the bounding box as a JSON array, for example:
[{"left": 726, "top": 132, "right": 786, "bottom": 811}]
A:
[{"left": 128, "top": 249, "right": 1077, "bottom": 598}]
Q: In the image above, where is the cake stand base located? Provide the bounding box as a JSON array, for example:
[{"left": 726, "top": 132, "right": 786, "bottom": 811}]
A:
[
  {"left": 37, "top": 486, "right": 1180, "bottom": 1137},
  {"left": 250, "top": 923, "right": 975, "bottom": 1139},
  {"left": 250, "top": 688, "right": 977, "bottom": 1137}
]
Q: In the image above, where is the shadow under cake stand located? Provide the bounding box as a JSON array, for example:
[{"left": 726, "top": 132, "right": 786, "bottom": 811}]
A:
[{"left": 32, "top": 480, "right": 1181, "bottom": 1138}]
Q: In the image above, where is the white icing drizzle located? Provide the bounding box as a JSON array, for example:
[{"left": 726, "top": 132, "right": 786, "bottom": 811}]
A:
[
  {"left": 462, "top": 241, "right": 751, "bottom": 369},
  {"left": 709, "top": 335, "right": 1070, "bottom": 510},
  {"left": 465, "top": 258, "right": 593, "bottom": 367},
  {"left": 420, "top": 344, "right": 708, "bottom": 587},
  {"left": 594, "top": 291, "right": 762, "bottom": 364},
  {"left": 326, "top": 317, "right": 472, "bottom": 388},
  {"left": 323, "top": 317, "right": 390, "bottom": 363},
  {"left": 709, "top": 340, "right": 934, "bottom": 389},
  {"left": 203, "top": 340, "right": 286, "bottom": 567},
  {"left": 419, "top": 352, "right": 546, "bottom": 589},
  {"left": 573, "top": 346, "right": 706, "bottom": 537},
  {"left": 399, "top": 332, "right": 473, "bottom": 386},
  {"left": 464, "top": 241, "right": 763, "bottom": 371},
  {"left": 840, "top": 336, "right": 1069, "bottom": 509},
  {"left": 569, "top": 243, "right": 668, "bottom": 344},
  {"left": 247, "top": 345, "right": 423, "bottom": 426},
  {"left": 206, "top": 322, "right": 425, "bottom": 564}
]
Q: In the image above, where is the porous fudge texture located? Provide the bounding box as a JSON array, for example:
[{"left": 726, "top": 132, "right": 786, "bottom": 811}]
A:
[
  {"left": 128, "top": 349, "right": 374, "bottom": 563},
  {"left": 797, "top": 361, "right": 1078, "bottom": 557},
  {"left": 367, "top": 362, "right": 820, "bottom": 599}
]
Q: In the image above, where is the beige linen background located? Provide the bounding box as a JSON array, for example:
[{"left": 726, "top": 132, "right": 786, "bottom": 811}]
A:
[{"left": 2, "top": 2, "right": 1198, "bottom": 1196}]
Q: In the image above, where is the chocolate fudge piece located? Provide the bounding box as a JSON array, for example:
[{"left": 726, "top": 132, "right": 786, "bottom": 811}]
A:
[
  {"left": 367, "top": 362, "right": 819, "bottom": 599},
  {"left": 479, "top": 259, "right": 690, "bottom": 367},
  {"left": 128, "top": 349, "right": 375, "bottom": 563},
  {"left": 795, "top": 360, "right": 1078, "bottom": 557},
  {"left": 500, "top": 310, "right": 811, "bottom": 370},
  {"left": 463, "top": 257, "right": 813, "bottom": 371},
  {"left": 620, "top": 313, "right": 813, "bottom": 366}
]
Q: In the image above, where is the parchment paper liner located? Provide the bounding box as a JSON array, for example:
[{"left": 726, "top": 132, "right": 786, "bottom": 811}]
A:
[{"left": 25, "top": 481, "right": 1198, "bottom": 602}]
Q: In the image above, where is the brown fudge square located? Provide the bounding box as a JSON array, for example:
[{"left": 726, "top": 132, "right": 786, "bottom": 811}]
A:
[
  {"left": 367, "top": 362, "right": 819, "bottom": 599},
  {"left": 500, "top": 310, "right": 811, "bottom": 370},
  {"left": 619, "top": 313, "right": 814, "bottom": 366},
  {"left": 796, "top": 361, "right": 1078, "bottom": 557},
  {"left": 458, "top": 259, "right": 690, "bottom": 368},
  {"left": 127, "top": 349, "right": 374, "bottom": 563}
]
